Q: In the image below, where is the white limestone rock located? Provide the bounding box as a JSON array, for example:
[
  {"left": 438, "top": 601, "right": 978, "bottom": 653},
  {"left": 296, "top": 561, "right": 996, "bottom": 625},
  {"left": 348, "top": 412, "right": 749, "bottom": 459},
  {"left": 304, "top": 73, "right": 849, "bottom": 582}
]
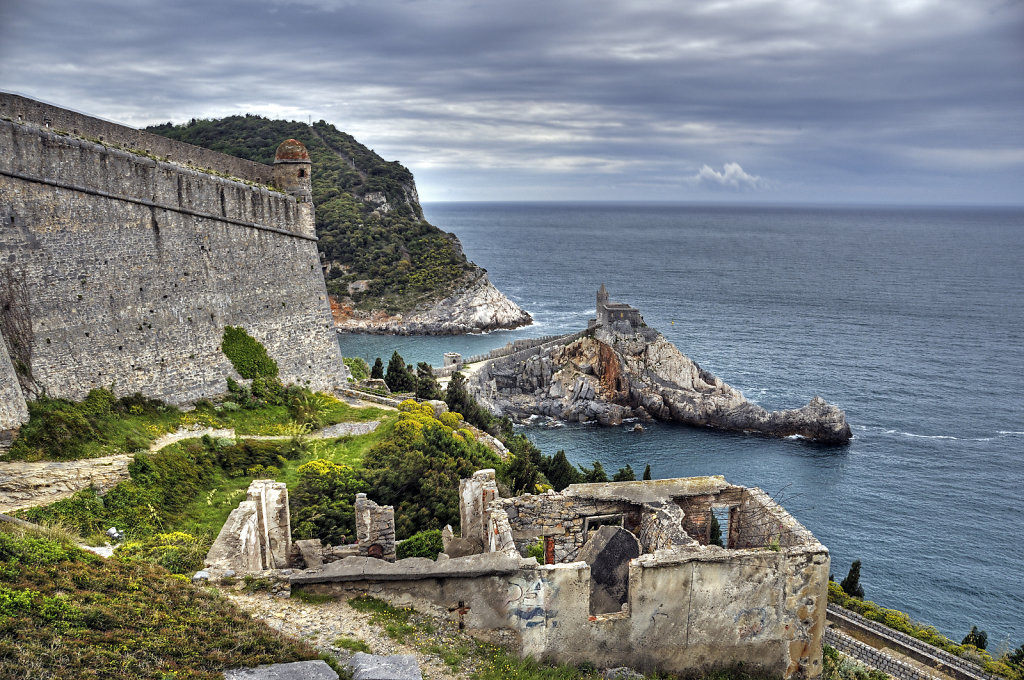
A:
[{"left": 336, "top": 274, "right": 531, "bottom": 335}]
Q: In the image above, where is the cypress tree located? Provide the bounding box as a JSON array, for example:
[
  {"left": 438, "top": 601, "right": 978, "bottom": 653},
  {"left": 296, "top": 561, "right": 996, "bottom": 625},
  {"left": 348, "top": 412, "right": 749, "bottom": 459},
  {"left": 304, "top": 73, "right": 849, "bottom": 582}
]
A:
[
  {"left": 385, "top": 351, "right": 416, "bottom": 392},
  {"left": 840, "top": 560, "right": 865, "bottom": 599},
  {"left": 370, "top": 357, "right": 384, "bottom": 379},
  {"left": 642, "top": 463, "right": 652, "bottom": 480},
  {"left": 613, "top": 464, "right": 636, "bottom": 482},
  {"left": 415, "top": 362, "right": 442, "bottom": 400}
]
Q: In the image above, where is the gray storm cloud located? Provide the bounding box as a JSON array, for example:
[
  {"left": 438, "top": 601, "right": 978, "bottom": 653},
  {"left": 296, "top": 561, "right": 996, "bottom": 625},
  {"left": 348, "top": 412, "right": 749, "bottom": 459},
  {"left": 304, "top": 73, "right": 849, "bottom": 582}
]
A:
[{"left": 0, "top": 0, "right": 1021, "bottom": 203}]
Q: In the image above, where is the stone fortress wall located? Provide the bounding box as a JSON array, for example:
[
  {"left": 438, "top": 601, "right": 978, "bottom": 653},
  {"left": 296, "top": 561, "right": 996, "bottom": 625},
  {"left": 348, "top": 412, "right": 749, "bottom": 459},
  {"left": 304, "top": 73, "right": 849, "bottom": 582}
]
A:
[{"left": 0, "top": 93, "right": 347, "bottom": 429}]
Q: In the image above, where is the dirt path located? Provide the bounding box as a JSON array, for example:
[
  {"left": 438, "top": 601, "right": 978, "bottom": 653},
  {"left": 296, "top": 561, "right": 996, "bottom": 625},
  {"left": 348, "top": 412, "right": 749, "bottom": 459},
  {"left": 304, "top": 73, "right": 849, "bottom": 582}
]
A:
[{"left": 225, "top": 590, "right": 468, "bottom": 680}]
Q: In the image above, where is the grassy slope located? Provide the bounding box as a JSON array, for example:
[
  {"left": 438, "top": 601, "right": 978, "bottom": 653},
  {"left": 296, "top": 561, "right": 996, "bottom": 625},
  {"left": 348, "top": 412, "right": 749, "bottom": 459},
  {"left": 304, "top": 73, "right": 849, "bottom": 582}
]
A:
[
  {"left": 147, "top": 116, "right": 481, "bottom": 314},
  {"left": 0, "top": 522, "right": 321, "bottom": 680}
]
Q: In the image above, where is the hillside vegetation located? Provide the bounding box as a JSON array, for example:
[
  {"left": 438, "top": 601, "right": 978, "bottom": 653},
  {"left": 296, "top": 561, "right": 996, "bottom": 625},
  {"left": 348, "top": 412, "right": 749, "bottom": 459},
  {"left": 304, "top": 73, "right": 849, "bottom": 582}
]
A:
[{"left": 148, "top": 115, "right": 480, "bottom": 314}]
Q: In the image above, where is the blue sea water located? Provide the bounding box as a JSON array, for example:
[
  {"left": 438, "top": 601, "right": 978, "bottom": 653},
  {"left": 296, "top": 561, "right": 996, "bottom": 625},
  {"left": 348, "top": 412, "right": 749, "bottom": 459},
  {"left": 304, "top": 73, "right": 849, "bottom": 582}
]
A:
[{"left": 338, "top": 202, "right": 1024, "bottom": 646}]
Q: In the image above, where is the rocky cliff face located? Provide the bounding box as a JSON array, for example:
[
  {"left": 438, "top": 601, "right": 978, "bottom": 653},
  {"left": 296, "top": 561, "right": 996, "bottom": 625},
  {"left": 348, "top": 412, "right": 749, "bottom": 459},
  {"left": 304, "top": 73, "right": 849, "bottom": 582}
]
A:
[
  {"left": 333, "top": 273, "right": 532, "bottom": 335},
  {"left": 468, "top": 325, "right": 851, "bottom": 444}
]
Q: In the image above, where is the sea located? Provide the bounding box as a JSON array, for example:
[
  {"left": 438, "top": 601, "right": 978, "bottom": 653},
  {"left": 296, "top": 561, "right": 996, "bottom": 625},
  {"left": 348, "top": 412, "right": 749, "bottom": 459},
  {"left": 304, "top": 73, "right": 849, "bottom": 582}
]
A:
[{"left": 338, "top": 202, "right": 1024, "bottom": 647}]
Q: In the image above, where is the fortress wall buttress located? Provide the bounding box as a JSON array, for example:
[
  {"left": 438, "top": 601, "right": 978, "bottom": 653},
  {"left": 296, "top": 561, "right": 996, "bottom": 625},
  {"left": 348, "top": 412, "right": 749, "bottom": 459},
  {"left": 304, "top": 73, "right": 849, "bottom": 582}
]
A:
[{"left": 0, "top": 111, "right": 346, "bottom": 410}]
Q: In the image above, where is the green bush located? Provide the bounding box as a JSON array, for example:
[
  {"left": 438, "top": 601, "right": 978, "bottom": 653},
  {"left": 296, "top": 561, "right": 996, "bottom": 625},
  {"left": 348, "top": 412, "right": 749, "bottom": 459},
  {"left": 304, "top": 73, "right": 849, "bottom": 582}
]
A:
[
  {"left": 6, "top": 388, "right": 177, "bottom": 461},
  {"left": 290, "top": 459, "right": 367, "bottom": 544},
  {"left": 344, "top": 357, "right": 370, "bottom": 381},
  {"left": 116, "top": 532, "right": 206, "bottom": 575},
  {"left": 221, "top": 326, "right": 279, "bottom": 379},
  {"left": 396, "top": 530, "right": 443, "bottom": 560},
  {"left": 0, "top": 522, "right": 319, "bottom": 678}
]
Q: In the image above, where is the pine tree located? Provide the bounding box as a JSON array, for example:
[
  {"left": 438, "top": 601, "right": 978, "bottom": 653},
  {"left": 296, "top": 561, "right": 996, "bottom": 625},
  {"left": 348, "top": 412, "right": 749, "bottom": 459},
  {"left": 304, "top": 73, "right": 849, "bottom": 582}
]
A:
[
  {"left": 613, "top": 464, "right": 636, "bottom": 482},
  {"left": 415, "top": 362, "right": 442, "bottom": 400},
  {"left": 370, "top": 357, "right": 384, "bottom": 379},
  {"left": 642, "top": 463, "right": 652, "bottom": 480},
  {"left": 709, "top": 512, "right": 724, "bottom": 547},
  {"left": 840, "top": 560, "right": 865, "bottom": 599},
  {"left": 542, "top": 450, "right": 580, "bottom": 491},
  {"left": 962, "top": 626, "right": 988, "bottom": 650},
  {"left": 385, "top": 351, "right": 416, "bottom": 392}
]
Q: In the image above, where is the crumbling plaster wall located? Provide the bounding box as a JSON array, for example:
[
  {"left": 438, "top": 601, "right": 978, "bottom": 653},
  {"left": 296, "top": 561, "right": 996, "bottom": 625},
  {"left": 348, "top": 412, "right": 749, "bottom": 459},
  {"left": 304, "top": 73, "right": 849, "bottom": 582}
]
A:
[{"left": 523, "top": 546, "right": 830, "bottom": 678}]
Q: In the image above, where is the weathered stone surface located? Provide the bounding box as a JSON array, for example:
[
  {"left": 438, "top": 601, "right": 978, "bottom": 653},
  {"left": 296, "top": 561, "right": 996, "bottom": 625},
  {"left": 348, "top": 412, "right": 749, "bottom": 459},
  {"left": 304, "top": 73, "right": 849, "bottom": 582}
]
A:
[
  {"left": 578, "top": 525, "right": 641, "bottom": 615},
  {"left": 291, "top": 551, "right": 523, "bottom": 585},
  {"left": 355, "top": 493, "right": 396, "bottom": 561},
  {"left": 206, "top": 500, "right": 262, "bottom": 573},
  {"left": 334, "top": 273, "right": 531, "bottom": 335},
  {"left": 468, "top": 294, "right": 851, "bottom": 443},
  {"left": 206, "top": 479, "right": 293, "bottom": 573},
  {"left": 348, "top": 652, "right": 422, "bottom": 680},
  {"left": 0, "top": 454, "right": 133, "bottom": 514},
  {"left": 249, "top": 480, "right": 292, "bottom": 569},
  {"left": 0, "top": 340, "right": 27, "bottom": 431},
  {"left": 223, "top": 660, "right": 338, "bottom": 680},
  {"left": 0, "top": 94, "right": 349, "bottom": 415},
  {"left": 295, "top": 538, "right": 324, "bottom": 569}
]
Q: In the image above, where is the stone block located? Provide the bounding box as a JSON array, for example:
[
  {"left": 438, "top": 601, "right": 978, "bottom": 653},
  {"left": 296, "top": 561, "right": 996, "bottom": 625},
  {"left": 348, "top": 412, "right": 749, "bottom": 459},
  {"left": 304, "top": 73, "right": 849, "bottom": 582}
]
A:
[
  {"left": 348, "top": 653, "right": 421, "bottom": 680},
  {"left": 224, "top": 660, "right": 338, "bottom": 680}
]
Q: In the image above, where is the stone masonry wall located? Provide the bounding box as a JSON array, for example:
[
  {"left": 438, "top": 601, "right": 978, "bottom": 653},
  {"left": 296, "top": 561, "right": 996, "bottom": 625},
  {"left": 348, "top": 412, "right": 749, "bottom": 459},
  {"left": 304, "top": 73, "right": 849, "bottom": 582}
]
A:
[
  {"left": 0, "top": 93, "right": 274, "bottom": 185},
  {"left": 0, "top": 339, "right": 27, "bottom": 431},
  {"left": 0, "top": 110, "right": 347, "bottom": 409},
  {"left": 355, "top": 493, "right": 396, "bottom": 561},
  {"left": 0, "top": 453, "right": 133, "bottom": 514},
  {"left": 494, "top": 492, "right": 643, "bottom": 563}
]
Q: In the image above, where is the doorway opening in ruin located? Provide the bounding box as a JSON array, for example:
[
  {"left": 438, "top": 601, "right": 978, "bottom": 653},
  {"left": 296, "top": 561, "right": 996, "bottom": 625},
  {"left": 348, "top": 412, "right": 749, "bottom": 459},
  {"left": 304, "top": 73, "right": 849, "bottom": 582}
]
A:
[
  {"left": 584, "top": 514, "right": 623, "bottom": 542},
  {"left": 710, "top": 506, "right": 731, "bottom": 548}
]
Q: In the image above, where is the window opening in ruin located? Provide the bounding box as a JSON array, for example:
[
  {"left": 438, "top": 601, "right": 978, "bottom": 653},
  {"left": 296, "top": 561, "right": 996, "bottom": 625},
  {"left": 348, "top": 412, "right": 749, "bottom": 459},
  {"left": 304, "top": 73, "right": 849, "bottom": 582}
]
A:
[
  {"left": 710, "top": 506, "right": 731, "bottom": 548},
  {"left": 298, "top": 169, "right": 306, "bottom": 177},
  {"left": 584, "top": 514, "right": 624, "bottom": 542}
]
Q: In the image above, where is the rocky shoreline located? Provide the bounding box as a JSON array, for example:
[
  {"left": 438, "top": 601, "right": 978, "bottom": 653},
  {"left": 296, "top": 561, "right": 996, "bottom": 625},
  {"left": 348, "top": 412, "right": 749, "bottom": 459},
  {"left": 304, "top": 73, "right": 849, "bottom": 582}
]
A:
[
  {"left": 332, "top": 273, "right": 532, "bottom": 335},
  {"left": 467, "top": 324, "right": 852, "bottom": 444}
]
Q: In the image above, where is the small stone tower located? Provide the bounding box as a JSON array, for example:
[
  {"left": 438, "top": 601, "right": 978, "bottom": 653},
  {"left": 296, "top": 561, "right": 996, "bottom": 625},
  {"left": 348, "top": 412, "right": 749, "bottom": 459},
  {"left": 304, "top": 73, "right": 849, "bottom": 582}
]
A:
[
  {"left": 273, "top": 138, "right": 315, "bottom": 238},
  {"left": 597, "top": 283, "right": 609, "bottom": 325}
]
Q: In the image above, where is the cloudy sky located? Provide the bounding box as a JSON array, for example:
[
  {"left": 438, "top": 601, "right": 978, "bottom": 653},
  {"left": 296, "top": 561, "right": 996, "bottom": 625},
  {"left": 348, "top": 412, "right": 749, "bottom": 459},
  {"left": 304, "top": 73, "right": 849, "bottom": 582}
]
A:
[{"left": 1, "top": 0, "right": 1021, "bottom": 204}]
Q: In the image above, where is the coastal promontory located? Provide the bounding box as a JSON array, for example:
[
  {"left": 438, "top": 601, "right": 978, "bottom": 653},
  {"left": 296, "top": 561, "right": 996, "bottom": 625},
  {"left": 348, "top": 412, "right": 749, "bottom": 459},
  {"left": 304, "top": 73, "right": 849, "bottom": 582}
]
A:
[
  {"left": 466, "top": 286, "right": 852, "bottom": 444},
  {"left": 149, "top": 116, "right": 530, "bottom": 335}
]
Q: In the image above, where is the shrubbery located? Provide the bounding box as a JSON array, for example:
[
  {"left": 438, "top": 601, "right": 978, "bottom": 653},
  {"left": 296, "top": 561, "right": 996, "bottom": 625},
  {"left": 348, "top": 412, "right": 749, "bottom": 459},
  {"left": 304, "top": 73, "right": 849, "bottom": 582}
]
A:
[
  {"left": 396, "top": 529, "right": 444, "bottom": 560},
  {"left": 7, "top": 388, "right": 177, "bottom": 461},
  {"left": 290, "top": 459, "right": 367, "bottom": 545},
  {"left": 291, "top": 400, "right": 501, "bottom": 540},
  {"left": 0, "top": 523, "right": 319, "bottom": 678},
  {"left": 828, "top": 581, "right": 1022, "bottom": 677},
  {"left": 221, "top": 326, "right": 279, "bottom": 379}
]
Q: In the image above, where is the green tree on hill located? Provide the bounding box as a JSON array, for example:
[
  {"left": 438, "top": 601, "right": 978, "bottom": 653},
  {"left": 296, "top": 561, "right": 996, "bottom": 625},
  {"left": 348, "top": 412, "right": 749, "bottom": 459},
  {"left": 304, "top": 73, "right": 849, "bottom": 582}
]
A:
[
  {"left": 148, "top": 115, "right": 481, "bottom": 314},
  {"left": 840, "top": 560, "right": 865, "bottom": 599},
  {"left": 384, "top": 351, "right": 417, "bottom": 393},
  {"left": 415, "top": 362, "right": 443, "bottom": 400},
  {"left": 963, "top": 626, "right": 988, "bottom": 650},
  {"left": 370, "top": 357, "right": 384, "bottom": 379}
]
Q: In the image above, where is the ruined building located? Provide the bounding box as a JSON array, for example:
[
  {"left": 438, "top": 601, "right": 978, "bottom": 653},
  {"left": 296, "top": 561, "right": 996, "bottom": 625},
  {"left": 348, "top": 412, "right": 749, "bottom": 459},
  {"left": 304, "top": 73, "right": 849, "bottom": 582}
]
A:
[
  {"left": 0, "top": 93, "right": 348, "bottom": 436},
  {"left": 291, "top": 471, "right": 830, "bottom": 678}
]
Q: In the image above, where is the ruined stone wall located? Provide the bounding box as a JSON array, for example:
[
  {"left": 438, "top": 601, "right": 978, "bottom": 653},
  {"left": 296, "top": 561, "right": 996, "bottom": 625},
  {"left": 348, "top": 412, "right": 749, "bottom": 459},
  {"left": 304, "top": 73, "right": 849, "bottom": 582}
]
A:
[
  {"left": 732, "top": 487, "right": 817, "bottom": 549},
  {"left": 0, "top": 109, "right": 347, "bottom": 411},
  {"left": 516, "top": 546, "right": 829, "bottom": 679},
  {"left": 355, "top": 493, "right": 396, "bottom": 561},
  {"left": 494, "top": 493, "right": 643, "bottom": 563}
]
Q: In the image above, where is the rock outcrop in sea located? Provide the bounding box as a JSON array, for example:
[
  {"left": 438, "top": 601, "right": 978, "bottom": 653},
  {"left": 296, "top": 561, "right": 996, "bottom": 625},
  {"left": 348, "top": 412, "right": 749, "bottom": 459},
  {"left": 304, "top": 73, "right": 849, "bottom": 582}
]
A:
[
  {"left": 466, "top": 287, "right": 852, "bottom": 444},
  {"left": 333, "top": 273, "right": 532, "bottom": 335}
]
